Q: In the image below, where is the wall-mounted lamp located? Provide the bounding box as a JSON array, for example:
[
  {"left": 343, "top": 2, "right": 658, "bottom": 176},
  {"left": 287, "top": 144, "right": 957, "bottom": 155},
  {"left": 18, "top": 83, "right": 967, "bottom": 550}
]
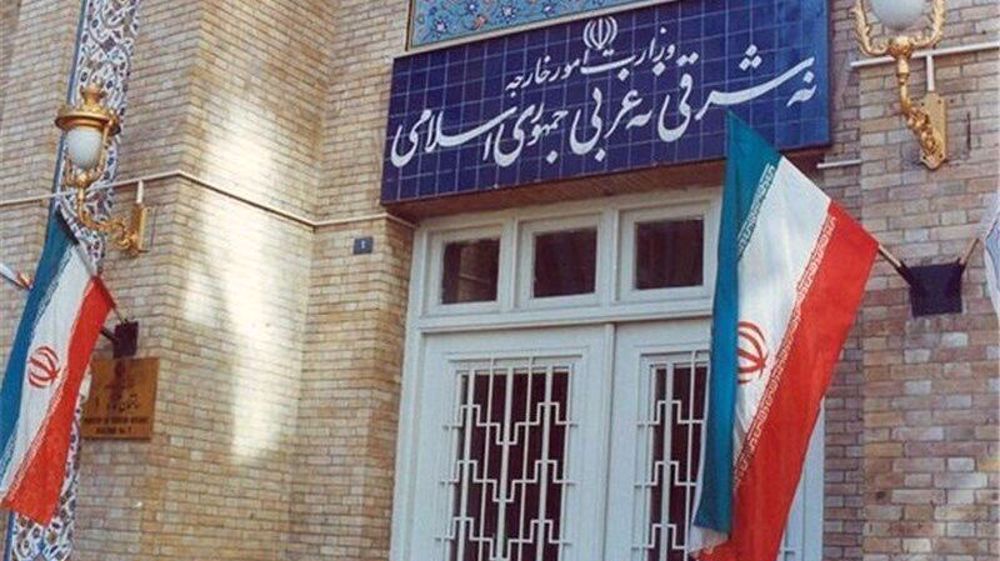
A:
[
  {"left": 851, "top": 0, "right": 947, "bottom": 169},
  {"left": 55, "top": 84, "right": 147, "bottom": 255}
]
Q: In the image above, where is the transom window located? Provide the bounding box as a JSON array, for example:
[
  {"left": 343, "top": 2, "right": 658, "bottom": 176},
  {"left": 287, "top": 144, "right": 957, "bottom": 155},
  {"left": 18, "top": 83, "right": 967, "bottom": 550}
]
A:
[
  {"left": 634, "top": 218, "right": 704, "bottom": 290},
  {"left": 532, "top": 228, "right": 598, "bottom": 298},
  {"left": 423, "top": 193, "right": 718, "bottom": 319}
]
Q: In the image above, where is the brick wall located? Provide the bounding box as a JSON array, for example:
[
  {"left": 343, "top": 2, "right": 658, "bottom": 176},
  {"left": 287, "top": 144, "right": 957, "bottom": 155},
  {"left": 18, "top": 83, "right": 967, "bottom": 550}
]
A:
[
  {"left": 289, "top": 1, "right": 411, "bottom": 558},
  {"left": 0, "top": 0, "right": 23, "bottom": 129},
  {"left": 3, "top": 0, "right": 327, "bottom": 559},
  {"left": 82, "top": 178, "right": 314, "bottom": 560},
  {"left": 0, "top": 1, "right": 996, "bottom": 560},
  {"left": 835, "top": 1, "right": 999, "bottom": 560},
  {"left": 0, "top": 0, "right": 87, "bottom": 404},
  {"left": 857, "top": 49, "right": 998, "bottom": 561},
  {"left": 819, "top": 3, "right": 868, "bottom": 558},
  {"left": 1, "top": 0, "right": 411, "bottom": 558},
  {"left": 0, "top": 0, "right": 84, "bottom": 545},
  {"left": 79, "top": 0, "right": 331, "bottom": 557},
  {"left": 289, "top": 219, "right": 411, "bottom": 560}
]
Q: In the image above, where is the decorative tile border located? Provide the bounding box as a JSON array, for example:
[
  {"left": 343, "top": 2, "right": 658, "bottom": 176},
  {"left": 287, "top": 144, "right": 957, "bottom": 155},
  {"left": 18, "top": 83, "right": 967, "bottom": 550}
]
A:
[
  {"left": 6, "top": 1, "right": 141, "bottom": 555},
  {"left": 409, "top": 0, "right": 652, "bottom": 50},
  {"left": 56, "top": 0, "right": 141, "bottom": 267}
]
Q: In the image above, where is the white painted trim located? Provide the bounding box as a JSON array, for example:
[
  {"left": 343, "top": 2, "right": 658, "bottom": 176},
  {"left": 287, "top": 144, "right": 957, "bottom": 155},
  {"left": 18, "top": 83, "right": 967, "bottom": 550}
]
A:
[
  {"left": 604, "top": 323, "right": 713, "bottom": 560},
  {"left": 816, "top": 158, "right": 863, "bottom": 170},
  {"left": 598, "top": 322, "right": 617, "bottom": 559},
  {"left": 425, "top": 224, "right": 506, "bottom": 316},
  {"left": 417, "top": 189, "right": 714, "bottom": 232},
  {"left": 849, "top": 40, "right": 1000, "bottom": 69},
  {"left": 617, "top": 201, "right": 717, "bottom": 305},
  {"left": 501, "top": 218, "right": 519, "bottom": 314},
  {"left": 414, "top": 190, "right": 720, "bottom": 329},
  {"left": 403, "top": 327, "right": 610, "bottom": 560},
  {"left": 417, "top": 298, "right": 712, "bottom": 333},
  {"left": 0, "top": 170, "right": 416, "bottom": 231},
  {"left": 391, "top": 190, "right": 825, "bottom": 561},
  {"left": 516, "top": 212, "right": 604, "bottom": 310},
  {"left": 803, "top": 407, "right": 826, "bottom": 561},
  {"left": 389, "top": 226, "right": 431, "bottom": 561}
]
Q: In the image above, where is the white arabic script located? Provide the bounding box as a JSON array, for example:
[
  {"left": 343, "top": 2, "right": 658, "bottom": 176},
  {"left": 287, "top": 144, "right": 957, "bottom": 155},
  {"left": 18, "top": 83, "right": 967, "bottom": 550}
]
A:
[{"left": 390, "top": 17, "right": 821, "bottom": 171}]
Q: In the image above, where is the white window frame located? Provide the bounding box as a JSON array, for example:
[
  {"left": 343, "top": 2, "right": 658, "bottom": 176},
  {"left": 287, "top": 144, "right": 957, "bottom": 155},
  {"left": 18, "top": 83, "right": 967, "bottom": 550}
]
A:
[
  {"left": 516, "top": 212, "right": 606, "bottom": 310},
  {"left": 617, "top": 203, "right": 715, "bottom": 305},
  {"left": 425, "top": 224, "right": 507, "bottom": 316},
  {"left": 411, "top": 190, "right": 719, "bottom": 332}
]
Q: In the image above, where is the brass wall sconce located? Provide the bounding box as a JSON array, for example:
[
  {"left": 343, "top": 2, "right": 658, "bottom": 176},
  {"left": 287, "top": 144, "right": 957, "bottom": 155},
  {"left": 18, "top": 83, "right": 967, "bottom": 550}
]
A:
[
  {"left": 55, "top": 84, "right": 147, "bottom": 255},
  {"left": 851, "top": 0, "right": 947, "bottom": 169}
]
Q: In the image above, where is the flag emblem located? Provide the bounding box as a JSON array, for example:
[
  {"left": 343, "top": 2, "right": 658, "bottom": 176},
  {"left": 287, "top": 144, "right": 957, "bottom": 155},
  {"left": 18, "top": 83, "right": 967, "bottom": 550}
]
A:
[
  {"left": 736, "top": 322, "right": 767, "bottom": 384},
  {"left": 27, "top": 347, "right": 61, "bottom": 390}
]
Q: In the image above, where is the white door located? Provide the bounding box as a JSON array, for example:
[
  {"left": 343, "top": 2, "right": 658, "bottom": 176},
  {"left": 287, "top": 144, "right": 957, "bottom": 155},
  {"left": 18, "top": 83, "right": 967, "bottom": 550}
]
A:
[
  {"left": 401, "top": 322, "right": 822, "bottom": 561},
  {"left": 605, "top": 322, "right": 823, "bottom": 561},
  {"left": 405, "top": 326, "right": 611, "bottom": 561},
  {"left": 605, "top": 321, "right": 710, "bottom": 561},
  {"left": 391, "top": 194, "right": 823, "bottom": 561}
]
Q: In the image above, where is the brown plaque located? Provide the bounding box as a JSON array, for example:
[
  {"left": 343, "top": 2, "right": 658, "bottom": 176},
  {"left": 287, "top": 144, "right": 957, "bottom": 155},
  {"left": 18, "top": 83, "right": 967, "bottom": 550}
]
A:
[{"left": 82, "top": 358, "right": 158, "bottom": 440}]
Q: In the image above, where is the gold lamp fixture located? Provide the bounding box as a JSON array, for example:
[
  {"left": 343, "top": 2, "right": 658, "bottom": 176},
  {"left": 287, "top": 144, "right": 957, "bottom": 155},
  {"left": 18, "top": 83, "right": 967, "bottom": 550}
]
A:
[
  {"left": 851, "top": 0, "right": 947, "bottom": 169},
  {"left": 54, "top": 84, "right": 147, "bottom": 255}
]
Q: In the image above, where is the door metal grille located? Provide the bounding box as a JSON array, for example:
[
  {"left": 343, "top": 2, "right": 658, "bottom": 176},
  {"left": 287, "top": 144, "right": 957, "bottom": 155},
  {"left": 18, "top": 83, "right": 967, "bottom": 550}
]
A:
[
  {"left": 633, "top": 352, "right": 709, "bottom": 561},
  {"left": 439, "top": 359, "right": 576, "bottom": 561}
]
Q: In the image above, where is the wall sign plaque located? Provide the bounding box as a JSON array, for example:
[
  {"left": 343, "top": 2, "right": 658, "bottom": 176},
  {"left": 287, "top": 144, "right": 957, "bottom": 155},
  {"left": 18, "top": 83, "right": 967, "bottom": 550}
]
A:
[
  {"left": 382, "top": 0, "right": 830, "bottom": 204},
  {"left": 82, "top": 358, "right": 158, "bottom": 440}
]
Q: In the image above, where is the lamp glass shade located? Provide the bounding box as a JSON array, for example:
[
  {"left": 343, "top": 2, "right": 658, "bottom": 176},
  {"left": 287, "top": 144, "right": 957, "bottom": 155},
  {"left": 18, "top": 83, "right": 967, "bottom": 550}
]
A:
[
  {"left": 869, "top": 0, "right": 926, "bottom": 31},
  {"left": 65, "top": 126, "right": 103, "bottom": 170}
]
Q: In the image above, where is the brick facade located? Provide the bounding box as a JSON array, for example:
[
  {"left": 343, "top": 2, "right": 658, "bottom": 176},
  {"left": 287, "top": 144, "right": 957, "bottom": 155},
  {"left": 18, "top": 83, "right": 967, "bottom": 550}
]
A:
[
  {"left": 856, "top": 34, "right": 999, "bottom": 561},
  {"left": 0, "top": 1, "right": 996, "bottom": 560}
]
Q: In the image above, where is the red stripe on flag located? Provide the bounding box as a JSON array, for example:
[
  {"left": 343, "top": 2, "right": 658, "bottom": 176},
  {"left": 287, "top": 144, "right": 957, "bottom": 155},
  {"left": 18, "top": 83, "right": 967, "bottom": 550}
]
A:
[
  {"left": 2, "top": 279, "right": 113, "bottom": 524},
  {"left": 701, "top": 204, "right": 876, "bottom": 561}
]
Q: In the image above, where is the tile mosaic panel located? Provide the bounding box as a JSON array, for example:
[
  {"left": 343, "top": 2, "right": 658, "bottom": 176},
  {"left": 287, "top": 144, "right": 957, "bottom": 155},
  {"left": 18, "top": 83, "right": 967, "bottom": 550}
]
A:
[
  {"left": 56, "top": 0, "right": 141, "bottom": 266},
  {"left": 382, "top": 0, "right": 830, "bottom": 205},
  {"left": 410, "top": 0, "right": 650, "bottom": 49}
]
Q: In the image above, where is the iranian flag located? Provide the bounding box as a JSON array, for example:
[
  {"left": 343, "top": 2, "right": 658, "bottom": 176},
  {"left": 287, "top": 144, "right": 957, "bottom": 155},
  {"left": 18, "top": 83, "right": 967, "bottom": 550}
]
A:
[
  {"left": 0, "top": 213, "right": 113, "bottom": 524},
  {"left": 690, "top": 115, "right": 877, "bottom": 561}
]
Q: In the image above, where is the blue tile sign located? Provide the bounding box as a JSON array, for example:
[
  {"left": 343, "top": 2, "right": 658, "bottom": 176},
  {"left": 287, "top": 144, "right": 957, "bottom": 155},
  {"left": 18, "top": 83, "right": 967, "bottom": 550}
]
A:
[{"left": 382, "top": 0, "right": 830, "bottom": 204}]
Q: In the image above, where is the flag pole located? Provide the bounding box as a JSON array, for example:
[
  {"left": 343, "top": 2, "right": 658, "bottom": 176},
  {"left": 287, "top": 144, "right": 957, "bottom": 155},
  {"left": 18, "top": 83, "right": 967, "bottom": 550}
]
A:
[
  {"left": 110, "top": 302, "right": 126, "bottom": 324},
  {"left": 877, "top": 244, "right": 919, "bottom": 287},
  {"left": 0, "top": 263, "right": 30, "bottom": 290},
  {"left": 958, "top": 237, "right": 980, "bottom": 268},
  {"left": 2, "top": 261, "right": 126, "bottom": 323}
]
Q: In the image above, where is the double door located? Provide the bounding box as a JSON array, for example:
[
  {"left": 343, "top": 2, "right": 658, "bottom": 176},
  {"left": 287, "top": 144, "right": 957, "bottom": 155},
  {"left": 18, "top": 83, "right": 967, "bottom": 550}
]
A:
[{"left": 399, "top": 321, "right": 821, "bottom": 561}]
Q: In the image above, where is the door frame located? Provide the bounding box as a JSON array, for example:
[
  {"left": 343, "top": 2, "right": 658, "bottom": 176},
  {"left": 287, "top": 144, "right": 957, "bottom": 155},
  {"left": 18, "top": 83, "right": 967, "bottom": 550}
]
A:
[
  {"left": 407, "top": 190, "right": 721, "bottom": 333},
  {"left": 390, "top": 191, "right": 824, "bottom": 561},
  {"left": 402, "top": 326, "right": 613, "bottom": 560}
]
